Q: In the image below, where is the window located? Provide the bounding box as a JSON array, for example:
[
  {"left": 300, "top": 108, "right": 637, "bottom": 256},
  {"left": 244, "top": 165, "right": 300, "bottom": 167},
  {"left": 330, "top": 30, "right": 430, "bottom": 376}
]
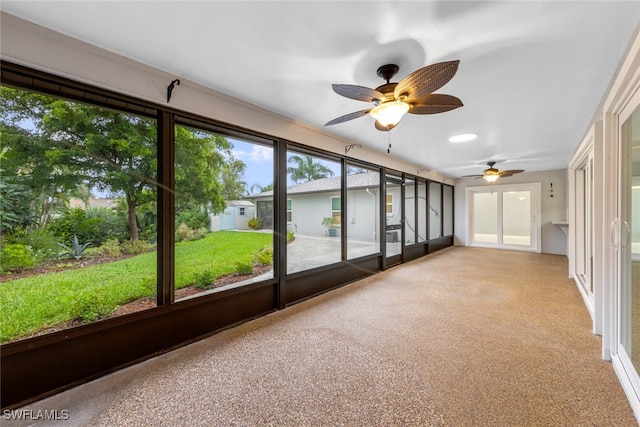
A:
[
  {"left": 443, "top": 185, "right": 454, "bottom": 236},
  {"left": 287, "top": 199, "right": 292, "bottom": 222},
  {"left": 174, "top": 124, "right": 274, "bottom": 300},
  {"left": 331, "top": 197, "right": 342, "bottom": 224},
  {"left": 286, "top": 150, "right": 341, "bottom": 273},
  {"left": 0, "top": 85, "right": 158, "bottom": 344},
  {"left": 386, "top": 194, "right": 394, "bottom": 215},
  {"left": 346, "top": 163, "right": 380, "bottom": 259},
  {"left": 429, "top": 182, "right": 442, "bottom": 239},
  {"left": 404, "top": 178, "right": 416, "bottom": 245},
  {"left": 417, "top": 181, "right": 427, "bottom": 243}
]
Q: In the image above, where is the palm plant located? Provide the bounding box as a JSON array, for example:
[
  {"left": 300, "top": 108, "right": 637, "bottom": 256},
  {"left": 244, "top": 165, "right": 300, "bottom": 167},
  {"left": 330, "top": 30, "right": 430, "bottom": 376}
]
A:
[{"left": 286, "top": 155, "right": 334, "bottom": 183}]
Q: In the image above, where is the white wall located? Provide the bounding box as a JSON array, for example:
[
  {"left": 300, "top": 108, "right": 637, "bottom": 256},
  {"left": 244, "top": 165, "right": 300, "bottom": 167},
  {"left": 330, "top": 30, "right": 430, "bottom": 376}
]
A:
[{"left": 454, "top": 169, "right": 568, "bottom": 255}]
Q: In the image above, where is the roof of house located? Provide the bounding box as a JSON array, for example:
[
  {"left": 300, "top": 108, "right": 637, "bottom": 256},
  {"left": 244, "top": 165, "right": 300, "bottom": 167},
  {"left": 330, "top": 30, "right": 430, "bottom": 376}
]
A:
[
  {"left": 226, "top": 200, "right": 255, "bottom": 207},
  {"left": 250, "top": 172, "right": 380, "bottom": 198}
]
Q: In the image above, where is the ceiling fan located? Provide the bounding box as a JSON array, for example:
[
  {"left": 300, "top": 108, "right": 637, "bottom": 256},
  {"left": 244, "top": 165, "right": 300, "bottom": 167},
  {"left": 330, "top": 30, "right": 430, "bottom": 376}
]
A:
[
  {"left": 463, "top": 161, "right": 524, "bottom": 183},
  {"left": 325, "top": 60, "right": 463, "bottom": 131}
]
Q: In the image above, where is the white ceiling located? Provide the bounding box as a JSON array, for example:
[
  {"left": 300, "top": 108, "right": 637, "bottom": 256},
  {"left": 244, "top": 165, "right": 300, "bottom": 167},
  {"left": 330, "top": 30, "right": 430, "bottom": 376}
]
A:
[{"left": 2, "top": 1, "right": 639, "bottom": 178}]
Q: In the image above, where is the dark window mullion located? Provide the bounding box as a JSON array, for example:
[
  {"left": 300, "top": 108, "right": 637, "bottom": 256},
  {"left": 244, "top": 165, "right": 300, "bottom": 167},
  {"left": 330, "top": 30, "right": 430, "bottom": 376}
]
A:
[{"left": 157, "top": 111, "right": 175, "bottom": 306}]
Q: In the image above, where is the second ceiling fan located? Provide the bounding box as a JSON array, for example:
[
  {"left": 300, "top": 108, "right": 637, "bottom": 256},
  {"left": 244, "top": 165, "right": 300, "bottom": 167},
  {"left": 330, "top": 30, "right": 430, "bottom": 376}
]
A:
[
  {"left": 463, "top": 161, "right": 525, "bottom": 183},
  {"left": 325, "top": 60, "right": 463, "bottom": 131}
]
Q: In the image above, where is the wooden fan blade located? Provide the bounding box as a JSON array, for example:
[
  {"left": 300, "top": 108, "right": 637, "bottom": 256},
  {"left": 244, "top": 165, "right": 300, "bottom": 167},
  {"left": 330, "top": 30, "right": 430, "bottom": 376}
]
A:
[
  {"left": 409, "top": 94, "right": 463, "bottom": 115},
  {"left": 325, "top": 109, "right": 371, "bottom": 126},
  {"left": 461, "top": 174, "right": 483, "bottom": 178},
  {"left": 499, "top": 169, "right": 525, "bottom": 177},
  {"left": 332, "top": 84, "right": 385, "bottom": 102},
  {"left": 394, "top": 60, "right": 460, "bottom": 101}
]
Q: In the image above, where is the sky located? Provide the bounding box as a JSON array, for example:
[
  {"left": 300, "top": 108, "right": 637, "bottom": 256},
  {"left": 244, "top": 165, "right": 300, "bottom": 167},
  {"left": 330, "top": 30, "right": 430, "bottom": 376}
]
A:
[
  {"left": 229, "top": 138, "right": 275, "bottom": 192},
  {"left": 230, "top": 138, "right": 343, "bottom": 193}
]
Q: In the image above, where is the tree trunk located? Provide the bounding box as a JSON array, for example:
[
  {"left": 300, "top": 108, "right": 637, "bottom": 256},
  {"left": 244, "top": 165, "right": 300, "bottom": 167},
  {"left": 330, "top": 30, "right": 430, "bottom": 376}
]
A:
[{"left": 127, "top": 197, "right": 139, "bottom": 241}]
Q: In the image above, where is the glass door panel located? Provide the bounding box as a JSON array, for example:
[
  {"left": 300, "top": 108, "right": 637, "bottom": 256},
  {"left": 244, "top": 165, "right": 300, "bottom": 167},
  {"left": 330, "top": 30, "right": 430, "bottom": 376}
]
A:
[
  {"left": 385, "top": 175, "right": 403, "bottom": 263},
  {"left": 473, "top": 192, "right": 498, "bottom": 243},
  {"left": 502, "top": 191, "right": 531, "bottom": 246},
  {"left": 574, "top": 156, "right": 594, "bottom": 297},
  {"left": 619, "top": 100, "right": 640, "bottom": 370}
]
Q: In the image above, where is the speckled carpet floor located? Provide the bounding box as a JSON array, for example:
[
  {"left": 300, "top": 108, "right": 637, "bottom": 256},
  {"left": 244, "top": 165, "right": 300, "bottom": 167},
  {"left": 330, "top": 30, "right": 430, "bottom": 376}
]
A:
[{"left": 6, "top": 247, "right": 637, "bottom": 426}]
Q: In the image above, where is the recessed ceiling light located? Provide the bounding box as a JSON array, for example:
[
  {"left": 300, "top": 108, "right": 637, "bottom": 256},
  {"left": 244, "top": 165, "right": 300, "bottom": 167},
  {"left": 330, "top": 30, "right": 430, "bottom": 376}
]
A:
[{"left": 449, "top": 133, "right": 478, "bottom": 143}]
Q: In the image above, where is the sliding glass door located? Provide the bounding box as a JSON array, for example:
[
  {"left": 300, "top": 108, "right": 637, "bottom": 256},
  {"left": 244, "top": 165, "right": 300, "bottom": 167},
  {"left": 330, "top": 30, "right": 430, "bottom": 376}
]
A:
[
  {"left": 616, "top": 88, "right": 640, "bottom": 391},
  {"left": 467, "top": 183, "right": 541, "bottom": 252}
]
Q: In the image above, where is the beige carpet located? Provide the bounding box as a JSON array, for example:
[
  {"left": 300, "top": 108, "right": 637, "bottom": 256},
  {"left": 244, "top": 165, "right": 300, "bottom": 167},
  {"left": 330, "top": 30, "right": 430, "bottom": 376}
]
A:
[{"left": 6, "top": 247, "right": 637, "bottom": 426}]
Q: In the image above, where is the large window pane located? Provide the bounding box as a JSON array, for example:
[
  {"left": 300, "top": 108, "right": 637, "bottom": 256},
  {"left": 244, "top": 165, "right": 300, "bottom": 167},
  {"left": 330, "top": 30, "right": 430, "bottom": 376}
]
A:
[
  {"left": 429, "top": 182, "right": 442, "bottom": 239},
  {"left": 0, "top": 86, "right": 157, "bottom": 343},
  {"left": 346, "top": 163, "right": 380, "bottom": 259},
  {"left": 417, "top": 181, "right": 427, "bottom": 243},
  {"left": 174, "top": 126, "right": 274, "bottom": 300},
  {"left": 286, "top": 150, "right": 341, "bottom": 273},
  {"left": 404, "top": 178, "right": 416, "bottom": 245},
  {"left": 443, "top": 185, "right": 454, "bottom": 236}
]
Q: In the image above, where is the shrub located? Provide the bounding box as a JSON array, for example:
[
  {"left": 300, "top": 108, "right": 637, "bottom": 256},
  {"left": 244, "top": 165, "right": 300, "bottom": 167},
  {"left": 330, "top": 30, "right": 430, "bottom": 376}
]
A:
[
  {"left": 287, "top": 231, "right": 295, "bottom": 243},
  {"left": 96, "top": 239, "right": 122, "bottom": 258},
  {"left": 176, "top": 210, "right": 209, "bottom": 230},
  {"left": 47, "top": 208, "right": 102, "bottom": 246},
  {"left": 194, "top": 227, "right": 208, "bottom": 241},
  {"left": 8, "top": 229, "right": 59, "bottom": 262},
  {"left": 235, "top": 260, "right": 254, "bottom": 275},
  {"left": 0, "top": 243, "right": 36, "bottom": 272},
  {"left": 247, "top": 217, "right": 261, "bottom": 230},
  {"left": 120, "top": 239, "right": 152, "bottom": 255},
  {"left": 194, "top": 269, "right": 215, "bottom": 289},
  {"left": 254, "top": 245, "right": 273, "bottom": 266},
  {"left": 175, "top": 223, "right": 207, "bottom": 243},
  {"left": 86, "top": 206, "right": 128, "bottom": 243},
  {"left": 175, "top": 223, "right": 195, "bottom": 242}
]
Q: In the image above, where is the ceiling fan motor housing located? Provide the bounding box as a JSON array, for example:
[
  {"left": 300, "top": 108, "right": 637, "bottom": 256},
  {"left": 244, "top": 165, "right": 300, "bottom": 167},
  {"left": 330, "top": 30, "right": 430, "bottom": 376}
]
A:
[{"left": 376, "top": 64, "right": 400, "bottom": 82}]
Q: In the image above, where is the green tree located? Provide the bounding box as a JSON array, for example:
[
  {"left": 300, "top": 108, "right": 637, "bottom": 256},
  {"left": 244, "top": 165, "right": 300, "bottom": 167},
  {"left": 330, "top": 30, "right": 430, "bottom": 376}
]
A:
[
  {"left": 1, "top": 87, "right": 247, "bottom": 241},
  {"left": 0, "top": 90, "right": 76, "bottom": 229},
  {"left": 175, "top": 127, "right": 228, "bottom": 215},
  {"left": 42, "top": 102, "right": 157, "bottom": 241},
  {"left": 220, "top": 157, "right": 247, "bottom": 200},
  {"left": 286, "top": 154, "right": 334, "bottom": 184},
  {"left": 0, "top": 147, "right": 32, "bottom": 235}
]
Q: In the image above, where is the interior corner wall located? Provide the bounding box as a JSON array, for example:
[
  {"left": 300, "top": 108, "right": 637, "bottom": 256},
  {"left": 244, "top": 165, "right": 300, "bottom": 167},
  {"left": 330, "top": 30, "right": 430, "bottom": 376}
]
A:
[{"left": 454, "top": 169, "right": 568, "bottom": 255}]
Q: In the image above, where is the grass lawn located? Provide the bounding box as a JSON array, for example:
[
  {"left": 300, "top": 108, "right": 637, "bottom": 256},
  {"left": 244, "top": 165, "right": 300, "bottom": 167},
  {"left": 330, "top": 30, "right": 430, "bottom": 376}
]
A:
[{"left": 0, "top": 231, "right": 272, "bottom": 344}]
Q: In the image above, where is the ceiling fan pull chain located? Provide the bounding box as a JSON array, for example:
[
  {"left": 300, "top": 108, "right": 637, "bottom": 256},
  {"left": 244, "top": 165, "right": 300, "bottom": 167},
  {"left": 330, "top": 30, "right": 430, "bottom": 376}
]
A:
[{"left": 387, "top": 133, "right": 391, "bottom": 153}]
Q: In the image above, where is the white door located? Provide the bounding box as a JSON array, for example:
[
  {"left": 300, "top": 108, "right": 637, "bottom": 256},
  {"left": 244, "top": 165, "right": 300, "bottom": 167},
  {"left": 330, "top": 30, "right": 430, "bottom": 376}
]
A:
[{"left": 467, "top": 183, "right": 541, "bottom": 253}]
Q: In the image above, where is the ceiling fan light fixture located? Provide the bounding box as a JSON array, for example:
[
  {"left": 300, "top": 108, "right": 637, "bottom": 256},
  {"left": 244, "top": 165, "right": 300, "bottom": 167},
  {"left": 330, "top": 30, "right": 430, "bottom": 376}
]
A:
[
  {"left": 369, "top": 101, "right": 410, "bottom": 127},
  {"left": 483, "top": 172, "right": 500, "bottom": 183}
]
